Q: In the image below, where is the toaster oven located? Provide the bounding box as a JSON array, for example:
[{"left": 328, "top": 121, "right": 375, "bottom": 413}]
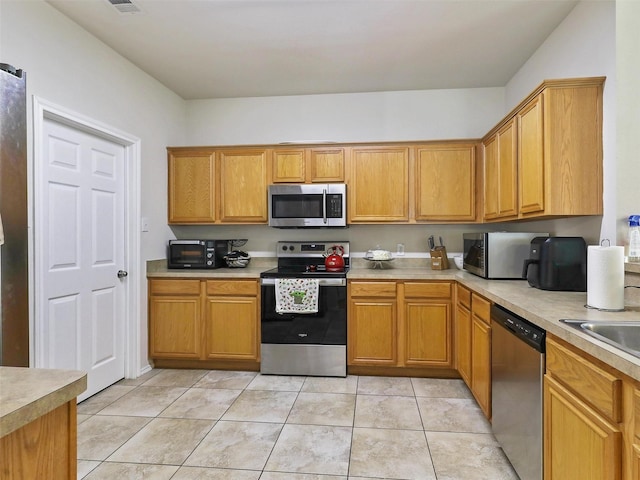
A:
[{"left": 167, "top": 239, "right": 228, "bottom": 269}]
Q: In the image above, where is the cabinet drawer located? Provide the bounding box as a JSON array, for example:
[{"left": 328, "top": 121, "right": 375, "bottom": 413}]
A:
[
  {"left": 349, "top": 281, "right": 396, "bottom": 298},
  {"left": 149, "top": 279, "right": 201, "bottom": 296},
  {"left": 404, "top": 282, "right": 452, "bottom": 299},
  {"left": 206, "top": 280, "right": 258, "bottom": 296},
  {"left": 471, "top": 293, "right": 491, "bottom": 324},
  {"left": 546, "top": 337, "right": 622, "bottom": 423},
  {"left": 635, "top": 389, "right": 640, "bottom": 440},
  {"left": 456, "top": 284, "right": 471, "bottom": 309}
]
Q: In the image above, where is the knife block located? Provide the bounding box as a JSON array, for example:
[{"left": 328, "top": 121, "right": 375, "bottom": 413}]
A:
[{"left": 430, "top": 247, "right": 449, "bottom": 270}]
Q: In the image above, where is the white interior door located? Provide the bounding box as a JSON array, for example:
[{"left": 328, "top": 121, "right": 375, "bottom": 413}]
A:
[{"left": 39, "top": 117, "right": 126, "bottom": 401}]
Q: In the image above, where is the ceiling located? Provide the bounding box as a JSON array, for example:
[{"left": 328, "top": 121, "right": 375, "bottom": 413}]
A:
[{"left": 46, "top": 0, "right": 579, "bottom": 100}]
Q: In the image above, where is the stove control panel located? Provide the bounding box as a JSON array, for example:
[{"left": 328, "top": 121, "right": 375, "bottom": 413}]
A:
[{"left": 276, "top": 241, "right": 350, "bottom": 258}]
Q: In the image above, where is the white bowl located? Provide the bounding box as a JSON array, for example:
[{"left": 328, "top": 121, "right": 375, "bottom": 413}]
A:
[{"left": 453, "top": 256, "right": 464, "bottom": 269}]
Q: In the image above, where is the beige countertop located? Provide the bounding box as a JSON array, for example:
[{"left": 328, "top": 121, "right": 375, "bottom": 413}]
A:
[
  {"left": 148, "top": 258, "right": 640, "bottom": 381},
  {"left": 0, "top": 367, "right": 87, "bottom": 437}
]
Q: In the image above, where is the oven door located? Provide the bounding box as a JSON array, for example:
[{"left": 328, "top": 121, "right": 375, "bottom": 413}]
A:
[
  {"left": 260, "top": 277, "right": 347, "bottom": 345},
  {"left": 260, "top": 277, "right": 347, "bottom": 376}
]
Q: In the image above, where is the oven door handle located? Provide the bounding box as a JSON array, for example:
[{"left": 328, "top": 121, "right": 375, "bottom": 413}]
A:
[{"left": 261, "top": 277, "right": 346, "bottom": 287}]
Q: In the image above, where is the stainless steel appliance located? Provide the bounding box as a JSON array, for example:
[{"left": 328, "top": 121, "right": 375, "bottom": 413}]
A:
[
  {"left": 260, "top": 241, "right": 349, "bottom": 376},
  {"left": 523, "top": 236, "right": 587, "bottom": 291},
  {"left": 167, "top": 239, "right": 229, "bottom": 269},
  {"left": 0, "top": 64, "right": 29, "bottom": 366},
  {"left": 463, "top": 232, "right": 548, "bottom": 279},
  {"left": 491, "top": 304, "right": 546, "bottom": 480},
  {"left": 268, "top": 184, "right": 347, "bottom": 228}
]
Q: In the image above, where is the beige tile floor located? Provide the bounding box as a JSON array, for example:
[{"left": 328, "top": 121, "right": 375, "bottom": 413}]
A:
[{"left": 76, "top": 369, "right": 519, "bottom": 480}]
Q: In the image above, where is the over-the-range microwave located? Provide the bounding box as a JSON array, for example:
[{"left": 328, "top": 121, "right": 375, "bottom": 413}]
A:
[{"left": 268, "top": 183, "right": 347, "bottom": 228}]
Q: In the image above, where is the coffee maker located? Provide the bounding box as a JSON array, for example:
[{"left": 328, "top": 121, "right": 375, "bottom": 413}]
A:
[{"left": 522, "top": 237, "right": 587, "bottom": 291}]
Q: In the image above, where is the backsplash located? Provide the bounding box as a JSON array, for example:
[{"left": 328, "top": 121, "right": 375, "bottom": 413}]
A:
[{"left": 169, "top": 216, "right": 603, "bottom": 257}]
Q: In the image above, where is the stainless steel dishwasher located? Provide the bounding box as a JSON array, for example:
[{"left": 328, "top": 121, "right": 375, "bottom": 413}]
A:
[{"left": 491, "top": 304, "right": 546, "bottom": 480}]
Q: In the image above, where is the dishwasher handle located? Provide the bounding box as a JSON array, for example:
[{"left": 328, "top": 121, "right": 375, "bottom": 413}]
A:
[{"left": 491, "top": 304, "right": 545, "bottom": 353}]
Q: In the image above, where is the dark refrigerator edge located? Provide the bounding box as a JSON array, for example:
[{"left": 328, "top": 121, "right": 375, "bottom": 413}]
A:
[{"left": 0, "top": 64, "right": 29, "bottom": 366}]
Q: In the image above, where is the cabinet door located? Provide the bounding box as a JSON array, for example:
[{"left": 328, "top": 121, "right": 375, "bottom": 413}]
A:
[
  {"left": 483, "top": 135, "right": 499, "bottom": 219},
  {"left": 404, "top": 301, "right": 452, "bottom": 367},
  {"left": 204, "top": 296, "right": 258, "bottom": 360},
  {"left": 273, "top": 149, "right": 306, "bottom": 183},
  {"left": 471, "top": 315, "right": 491, "bottom": 418},
  {"left": 168, "top": 150, "right": 216, "bottom": 223},
  {"left": 149, "top": 295, "right": 202, "bottom": 359},
  {"left": 456, "top": 302, "right": 472, "bottom": 386},
  {"left": 349, "top": 147, "right": 409, "bottom": 222},
  {"left": 415, "top": 144, "right": 476, "bottom": 221},
  {"left": 219, "top": 150, "right": 269, "bottom": 222},
  {"left": 348, "top": 298, "right": 397, "bottom": 365},
  {"left": 633, "top": 444, "right": 640, "bottom": 480},
  {"left": 544, "top": 375, "right": 622, "bottom": 480},
  {"left": 483, "top": 121, "right": 517, "bottom": 221},
  {"left": 518, "top": 94, "right": 545, "bottom": 215},
  {"left": 309, "top": 148, "right": 345, "bottom": 182},
  {"left": 497, "top": 120, "right": 518, "bottom": 218}
]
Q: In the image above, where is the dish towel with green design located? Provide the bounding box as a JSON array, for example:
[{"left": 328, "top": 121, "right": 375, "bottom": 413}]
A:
[{"left": 275, "top": 278, "right": 320, "bottom": 314}]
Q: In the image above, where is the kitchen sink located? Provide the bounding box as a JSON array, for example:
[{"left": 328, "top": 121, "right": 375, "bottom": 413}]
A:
[{"left": 561, "top": 319, "right": 640, "bottom": 358}]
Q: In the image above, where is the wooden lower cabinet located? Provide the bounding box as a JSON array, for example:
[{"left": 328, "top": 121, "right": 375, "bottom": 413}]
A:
[
  {"left": 544, "top": 335, "right": 629, "bottom": 480},
  {"left": 149, "top": 279, "right": 202, "bottom": 359},
  {"left": 544, "top": 375, "right": 622, "bottom": 480},
  {"left": 348, "top": 280, "right": 453, "bottom": 370},
  {"left": 348, "top": 281, "right": 398, "bottom": 365},
  {"left": 470, "top": 293, "right": 491, "bottom": 418},
  {"left": 205, "top": 280, "right": 259, "bottom": 360},
  {"left": 148, "top": 278, "right": 259, "bottom": 366},
  {"left": 402, "top": 282, "right": 453, "bottom": 367},
  {"left": 455, "top": 284, "right": 472, "bottom": 385},
  {"left": 0, "top": 401, "right": 77, "bottom": 480}
]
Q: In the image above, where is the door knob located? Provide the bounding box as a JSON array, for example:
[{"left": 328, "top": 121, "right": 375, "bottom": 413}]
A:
[{"left": 117, "top": 270, "right": 128, "bottom": 278}]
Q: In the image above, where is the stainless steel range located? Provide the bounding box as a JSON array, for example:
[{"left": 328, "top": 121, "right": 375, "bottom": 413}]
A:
[{"left": 260, "top": 241, "right": 349, "bottom": 377}]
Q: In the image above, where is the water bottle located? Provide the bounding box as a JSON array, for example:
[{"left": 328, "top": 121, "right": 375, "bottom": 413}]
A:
[{"left": 629, "top": 215, "right": 640, "bottom": 262}]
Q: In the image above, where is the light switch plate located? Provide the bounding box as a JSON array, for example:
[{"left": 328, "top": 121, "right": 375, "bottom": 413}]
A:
[
  {"left": 397, "top": 243, "right": 405, "bottom": 256},
  {"left": 141, "top": 217, "right": 149, "bottom": 232}
]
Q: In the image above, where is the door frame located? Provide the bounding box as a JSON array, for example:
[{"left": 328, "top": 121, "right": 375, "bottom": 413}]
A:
[{"left": 32, "top": 96, "right": 142, "bottom": 380}]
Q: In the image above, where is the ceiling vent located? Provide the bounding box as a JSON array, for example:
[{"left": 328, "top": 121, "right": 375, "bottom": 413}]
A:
[{"left": 106, "top": 0, "right": 142, "bottom": 14}]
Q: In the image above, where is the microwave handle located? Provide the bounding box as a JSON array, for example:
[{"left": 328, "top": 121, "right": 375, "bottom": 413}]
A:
[{"left": 322, "top": 188, "right": 328, "bottom": 224}]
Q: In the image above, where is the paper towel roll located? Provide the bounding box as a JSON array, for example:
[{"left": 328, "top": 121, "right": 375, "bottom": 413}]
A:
[{"left": 587, "top": 245, "right": 625, "bottom": 310}]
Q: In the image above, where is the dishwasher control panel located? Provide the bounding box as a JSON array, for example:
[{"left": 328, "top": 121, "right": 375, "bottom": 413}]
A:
[{"left": 491, "top": 304, "right": 546, "bottom": 352}]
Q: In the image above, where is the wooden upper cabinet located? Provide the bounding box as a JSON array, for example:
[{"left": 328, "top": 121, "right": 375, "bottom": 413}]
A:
[
  {"left": 483, "top": 136, "right": 499, "bottom": 219},
  {"left": 483, "top": 77, "right": 604, "bottom": 221},
  {"left": 518, "top": 95, "right": 545, "bottom": 215},
  {"left": 349, "top": 146, "right": 410, "bottom": 222},
  {"left": 532, "top": 81, "right": 604, "bottom": 217},
  {"left": 415, "top": 143, "right": 476, "bottom": 222},
  {"left": 272, "top": 147, "right": 345, "bottom": 183},
  {"left": 483, "top": 120, "right": 517, "bottom": 221},
  {"left": 309, "top": 148, "right": 345, "bottom": 182},
  {"left": 168, "top": 149, "right": 216, "bottom": 224},
  {"left": 497, "top": 120, "right": 518, "bottom": 218},
  {"left": 273, "top": 149, "right": 306, "bottom": 183},
  {"left": 218, "top": 149, "right": 269, "bottom": 223}
]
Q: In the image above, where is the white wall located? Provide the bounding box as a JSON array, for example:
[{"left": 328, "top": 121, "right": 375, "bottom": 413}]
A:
[
  {"left": 179, "top": 0, "right": 614, "bottom": 255},
  {"left": 616, "top": 0, "right": 640, "bottom": 250},
  {"left": 0, "top": 0, "right": 187, "bottom": 373},
  {"left": 185, "top": 87, "right": 505, "bottom": 145},
  {"left": 505, "top": 0, "right": 616, "bottom": 244}
]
